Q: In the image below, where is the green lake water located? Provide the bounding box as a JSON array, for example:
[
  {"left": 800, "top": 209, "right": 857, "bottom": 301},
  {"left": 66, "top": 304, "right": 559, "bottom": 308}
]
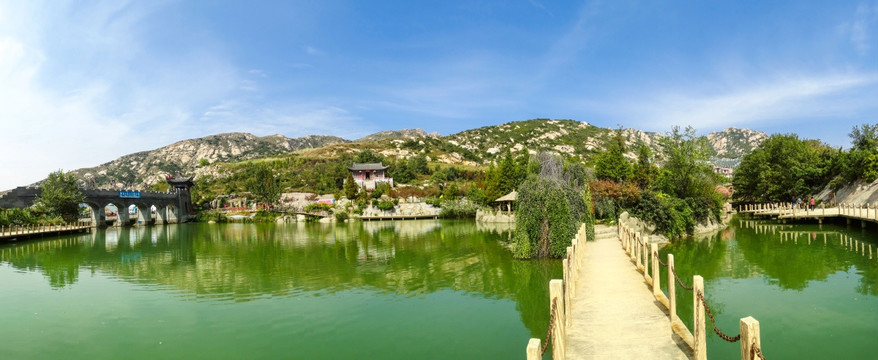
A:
[
  {"left": 0, "top": 220, "right": 559, "bottom": 359},
  {"left": 6, "top": 217, "right": 878, "bottom": 359},
  {"left": 659, "top": 217, "right": 878, "bottom": 359}
]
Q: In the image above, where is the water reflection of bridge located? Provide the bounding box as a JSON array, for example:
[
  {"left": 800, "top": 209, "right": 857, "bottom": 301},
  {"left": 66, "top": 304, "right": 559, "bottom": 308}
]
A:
[
  {"left": 0, "top": 221, "right": 528, "bottom": 301},
  {"left": 738, "top": 219, "right": 878, "bottom": 261}
]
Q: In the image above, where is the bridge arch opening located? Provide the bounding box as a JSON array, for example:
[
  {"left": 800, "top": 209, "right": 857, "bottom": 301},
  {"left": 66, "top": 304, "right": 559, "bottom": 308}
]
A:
[
  {"left": 129, "top": 202, "right": 152, "bottom": 226},
  {"left": 82, "top": 202, "right": 104, "bottom": 227},
  {"left": 165, "top": 205, "right": 179, "bottom": 224}
]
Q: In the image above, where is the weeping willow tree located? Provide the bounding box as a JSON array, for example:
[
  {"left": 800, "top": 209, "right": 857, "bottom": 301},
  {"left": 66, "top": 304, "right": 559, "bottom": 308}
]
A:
[{"left": 513, "top": 153, "right": 590, "bottom": 259}]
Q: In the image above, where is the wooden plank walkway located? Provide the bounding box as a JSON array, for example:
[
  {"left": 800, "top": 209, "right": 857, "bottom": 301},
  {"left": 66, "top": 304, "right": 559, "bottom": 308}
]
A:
[
  {"left": 565, "top": 225, "right": 691, "bottom": 359},
  {"left": 0, "top": 223, "right": 92, "bottom": 242}
]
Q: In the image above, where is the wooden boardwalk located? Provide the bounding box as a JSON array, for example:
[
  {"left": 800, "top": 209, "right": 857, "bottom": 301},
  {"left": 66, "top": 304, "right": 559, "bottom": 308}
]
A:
[
  {"left": 565, "top": 225, "right": 691, "bottom": 359},
  {"left": 742, "top": 204, "right": 878, "bottom": 224},
  {"left": 0, "top": 223, "right": 92, "bottom": 242}
]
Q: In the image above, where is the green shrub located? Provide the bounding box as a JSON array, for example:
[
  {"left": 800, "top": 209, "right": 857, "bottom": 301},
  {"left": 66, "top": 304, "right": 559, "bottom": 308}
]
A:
[
  {"left": 512, "top": 227, "right": 532, "bottom": 258},
  {"left": 426, "top": 198, "right": 443, "bottom": 207},
  {"left": 304, "top": 203, "right": 333, "bottom": 212},
  {"left": 251, "top": 210, "right": 279, "bottom": 223},
  {"left": 335, "top": 211, "right": 349, "bottom": 222},
  {"left": 376, "top": 200, "right": 395, "bottom": 211},
  {"left": 2, "top": 208, "right": 34, "bottom": 226},
  {"left": 195, "top": 210, "right": 229, "bottom": 223},
  {"left": 631, "top": 191, "right": 687, "bottom": 239},
  {"left": 438, "top": 199, "right": 480, "bottom": 219}
]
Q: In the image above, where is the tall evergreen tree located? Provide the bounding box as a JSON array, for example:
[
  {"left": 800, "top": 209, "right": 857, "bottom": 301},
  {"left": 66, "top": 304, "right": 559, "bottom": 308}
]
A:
[
  {"left": 483, "top": 163, "right": 502, "bottom": 202},
  {"left": 632, "top": 144, "right": 657, "bottom": 189},
  {"left": 595, "top": 129, "right": 633, "bottom": 182},
  {"left": 344, "top": 171, "right": 359, "bottom": 200},
  {"left": 408, "top": 155, "right": 429, "bottom": 175},
  {"left": 246, "top": 164, "right": 282, "bottom": 208},
  {"left": 498, "top": 151, "right": 517, "bottom": 194}
]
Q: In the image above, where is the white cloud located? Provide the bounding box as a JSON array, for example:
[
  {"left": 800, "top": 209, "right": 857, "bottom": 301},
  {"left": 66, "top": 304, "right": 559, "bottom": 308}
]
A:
[
  {"left": 839, "top": 2, "right": 878, "bottom": 55},
  {"left": 535, "top": 1, "right": 600, "bottom": 82},
  {"left": 0, "top": 1, "right": 244, "bottom": 190},
  {"left": 304, "top": 45, "right": 324, "bottom": 56},
  {"left": 581, "top": 73, "right": 878, "bottom": 132},
  {"left": 528, "top": 0, "right": 553, "bottom": 16}
]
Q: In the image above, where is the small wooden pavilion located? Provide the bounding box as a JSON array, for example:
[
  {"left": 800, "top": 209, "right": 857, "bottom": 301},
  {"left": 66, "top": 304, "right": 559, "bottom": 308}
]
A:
[{"left": 495, "top": 190, "right": 517, "bottom": 213}]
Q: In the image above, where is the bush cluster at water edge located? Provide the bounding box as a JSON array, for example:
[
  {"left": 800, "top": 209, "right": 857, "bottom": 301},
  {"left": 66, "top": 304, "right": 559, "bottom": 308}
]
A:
[
  {"left": 195, "top": 210, "right": 230, "bottom": 223},
  {"left": 1, "top": 208, "right": 67, "bottom": 227},
  {"left": 438, "top": 199, "right": 481, "bottom": 219}
]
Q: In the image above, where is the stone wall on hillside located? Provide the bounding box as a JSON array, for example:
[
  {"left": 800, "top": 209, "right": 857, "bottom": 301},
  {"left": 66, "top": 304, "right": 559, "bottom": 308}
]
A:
[{"left": 816, "top": 179, "right": 878, "bottom": 205}]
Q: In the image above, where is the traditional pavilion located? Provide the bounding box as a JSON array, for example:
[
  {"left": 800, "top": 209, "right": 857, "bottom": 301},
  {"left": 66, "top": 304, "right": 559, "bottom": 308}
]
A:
[
  {"left": 347, "top": 163, "right": 394, "bottom": 190},
  {"left": 495, "top": 190, "right": 517, "bottom": 213}
]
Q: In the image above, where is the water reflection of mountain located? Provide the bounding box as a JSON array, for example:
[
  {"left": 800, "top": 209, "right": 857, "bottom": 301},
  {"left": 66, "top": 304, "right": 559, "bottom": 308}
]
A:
[
  {"left": 663, "top": 219, "right": 878, "bottom": 296},
  {"left": 0, "top": 221, "right": 559, "bottom": 337}
]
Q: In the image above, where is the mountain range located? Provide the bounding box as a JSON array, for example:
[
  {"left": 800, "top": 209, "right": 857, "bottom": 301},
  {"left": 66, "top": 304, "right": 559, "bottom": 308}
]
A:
[{"left": 54, "top": 119, "right": 766, "bottom": 190}]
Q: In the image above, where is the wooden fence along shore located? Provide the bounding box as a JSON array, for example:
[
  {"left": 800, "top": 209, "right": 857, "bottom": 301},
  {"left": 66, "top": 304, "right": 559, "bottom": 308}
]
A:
[
  {"left": 740, "top": 202, "right": 878, "bottom": 225},
  {"left": 526, "top": 220, "right": 766, "bottom": 360},
  {"left": 0, "top": 222, "right": 92, "bottom": 242}
]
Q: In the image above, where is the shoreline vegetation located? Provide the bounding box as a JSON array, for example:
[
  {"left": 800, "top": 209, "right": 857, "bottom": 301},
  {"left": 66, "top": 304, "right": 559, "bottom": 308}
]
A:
[
  {"left": 734, "top": 124, "right": 878, "bottom": 206},
  {"left": 5, "top": 124, "right": 755, "bottom": 255},
  {"left": 184, "top": 126, "right": 732, "bottom": 259}
]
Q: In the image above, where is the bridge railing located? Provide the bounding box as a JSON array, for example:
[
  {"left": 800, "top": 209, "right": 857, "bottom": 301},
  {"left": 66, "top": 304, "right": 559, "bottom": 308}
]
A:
[
  {"left": 0, "top": 221, "right": 93, "bottom": 239},
  {"left": 743, "top": 202, "right": 878, "bottom": 222},
  {"left": 525, "top": 224, "right": 587, "bottom": 360},
  {"left": 618, "top": 221, "right": 767, "bottom": 360}
]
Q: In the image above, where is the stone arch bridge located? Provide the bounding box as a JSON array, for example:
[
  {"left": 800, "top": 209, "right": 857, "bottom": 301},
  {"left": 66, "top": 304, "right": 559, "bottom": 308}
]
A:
[{"left": 0, "top": 186, "right": 194, "bottom": 228}]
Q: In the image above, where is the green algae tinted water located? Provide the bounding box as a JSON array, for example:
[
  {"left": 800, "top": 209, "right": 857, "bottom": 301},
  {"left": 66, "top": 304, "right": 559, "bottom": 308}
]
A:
[
  {"left": 0, "top": 221, "right": 559, "bottom": 360},
  {"left": 658, "top": 217, "right": 878, "bottom": 359}
]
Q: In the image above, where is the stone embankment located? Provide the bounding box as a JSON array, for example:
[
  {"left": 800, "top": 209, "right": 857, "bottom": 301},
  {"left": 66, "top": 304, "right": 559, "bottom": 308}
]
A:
[
  {"left": 475, "top": 209, "right": 515, "bottom": 223},
  {"left": 272, "top": 201, "right": 441, "bottom": 223},
  {"left": 359, "top": 201, "right": 439, "bottom": 218},
  {"left": 618, "top": 207, "right": 732, "bottom": 243}
]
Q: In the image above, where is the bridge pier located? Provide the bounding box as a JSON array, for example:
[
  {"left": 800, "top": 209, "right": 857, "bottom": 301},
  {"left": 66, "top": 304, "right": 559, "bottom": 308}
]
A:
[{"left": 114, "top": 210, "right": 130, "bottom": 227}]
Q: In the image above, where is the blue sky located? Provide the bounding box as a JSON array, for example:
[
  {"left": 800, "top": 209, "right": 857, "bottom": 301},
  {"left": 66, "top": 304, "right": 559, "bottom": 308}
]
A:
[{"left": 0, "top": 0, "right": 877, "bottom": 189}]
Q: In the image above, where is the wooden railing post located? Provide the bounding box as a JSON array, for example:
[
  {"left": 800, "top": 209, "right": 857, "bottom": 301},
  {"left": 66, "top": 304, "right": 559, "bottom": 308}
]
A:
[
  {"left": 526, "top": 338, "right": 541, "bottom": 360},
  {"left": 624, "top": 226, "right": 630, "bottom": 254},
  {"left": 643, "top": 235, "right": 650, "bottom": 281},
  {"left": 637, "top": 232, "right": 643, "bottom": 266},
  {"left": 694, "top": 275, "right": 706, "bottom": 360},
  {"left": 652, "top": 243, "right": 660, "bottom": 296},
  {"left": 549, "top": 279, "right": 566, "bottom": 360},
  {"left": 740, "top": 316, "right": 761, "bottom": 360},
  {"left": 563, "top": 258, "right": 572, "bottom": 328},
  {"left": 668, "top": 254, "right": 676, "bottom": 323}
]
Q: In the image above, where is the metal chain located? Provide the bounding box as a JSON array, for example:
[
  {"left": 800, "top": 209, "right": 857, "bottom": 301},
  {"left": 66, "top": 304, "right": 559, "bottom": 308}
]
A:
[
  {"left": 654, "top": 251, "right": 668, "bottom": 267},
  {"left": 671, "top": 267, "right": 693, "bottom": 291},
  {"left": 752, "top": 343, "right": 766, "bottom": 360},
  {"left": 541, "top": 299, "right": 558, "bottom": 355},
  {"left": 697, "top": 290, "right": 741, "bottom": 343}
]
